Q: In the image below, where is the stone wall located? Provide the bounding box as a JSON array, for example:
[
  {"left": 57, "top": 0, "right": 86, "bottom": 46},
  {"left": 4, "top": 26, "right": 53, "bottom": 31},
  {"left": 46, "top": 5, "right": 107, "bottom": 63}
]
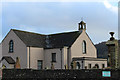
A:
[{"left": 2, "top": 69, "right": 120, "bottom": 80}]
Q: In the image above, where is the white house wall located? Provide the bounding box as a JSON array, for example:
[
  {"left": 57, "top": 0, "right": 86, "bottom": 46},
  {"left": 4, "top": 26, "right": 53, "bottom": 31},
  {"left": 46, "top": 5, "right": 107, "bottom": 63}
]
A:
[
  {"left": 2, "top": 30, "right": 27, "bottom": 68},
  {"left": 44, "top": 48, "right": 64, "bottom": 69},
  {"left": 63, "top": 47, "right": 68, "bottom": 68},
  {"left": 71, "top": 30, "right": 97, "bottom": 58},
  {"left": 27, "top": 47, "right": 44, "bottom": 69}
]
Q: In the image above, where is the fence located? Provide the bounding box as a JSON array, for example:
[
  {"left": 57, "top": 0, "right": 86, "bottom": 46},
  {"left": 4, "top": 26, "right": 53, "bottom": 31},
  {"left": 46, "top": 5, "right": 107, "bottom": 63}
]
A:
[{"left": 2, "top": 69, "right": 120, "bottom": 80}]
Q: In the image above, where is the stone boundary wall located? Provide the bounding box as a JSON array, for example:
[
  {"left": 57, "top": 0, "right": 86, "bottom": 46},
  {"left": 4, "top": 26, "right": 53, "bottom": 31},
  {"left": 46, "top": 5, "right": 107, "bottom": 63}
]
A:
[{"left": 2, "top": 69, "right": 120, "bottom": 80}]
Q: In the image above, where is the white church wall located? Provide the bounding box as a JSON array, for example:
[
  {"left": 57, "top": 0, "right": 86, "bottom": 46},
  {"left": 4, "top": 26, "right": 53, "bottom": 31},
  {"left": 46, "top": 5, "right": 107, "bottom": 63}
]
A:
[
  {"left": 44, "top": 48, "right": 64, "bottom": 69},
  {"left": 71, "top": 30, "right": 97, "bottom": 58},
  {"left": 2, "top": 30, "right": 27, "bottom": 69},
  {"left": 27, "top": 47, "right": 44, "bottom": 69}
]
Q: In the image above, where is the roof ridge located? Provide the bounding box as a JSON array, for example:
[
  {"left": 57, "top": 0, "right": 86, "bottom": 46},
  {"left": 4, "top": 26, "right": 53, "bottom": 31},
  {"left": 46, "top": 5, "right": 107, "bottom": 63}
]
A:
[
  {"left": 12, "top": 29, "right": 46, "bottom": 36},
  {"left": 48, "top": 31, "right": 79, "bottom": 36},
  {"left": 12, "top": 29, "right": 80, "bottom": 36}
]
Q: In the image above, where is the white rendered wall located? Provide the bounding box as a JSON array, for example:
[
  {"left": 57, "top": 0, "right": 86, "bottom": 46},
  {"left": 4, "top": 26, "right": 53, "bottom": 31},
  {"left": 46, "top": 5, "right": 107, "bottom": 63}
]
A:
[
  {"left": 27, "top": 47, "right": 44, "bottom": 69},
  {"left": 2, "top": 30, "right": 27, "bottom": 68},
  {"left": 44, "top": 48, "right": 64, "bottom": 69},
  {"left": 71, "top": 30, "right": 97, "bottom": 58}
]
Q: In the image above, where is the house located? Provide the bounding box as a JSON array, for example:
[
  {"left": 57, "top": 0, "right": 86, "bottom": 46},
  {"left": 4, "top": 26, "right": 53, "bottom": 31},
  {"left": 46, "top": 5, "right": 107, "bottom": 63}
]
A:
[{"left": 0, "top": 21, "right": 107, "bottom": 69}]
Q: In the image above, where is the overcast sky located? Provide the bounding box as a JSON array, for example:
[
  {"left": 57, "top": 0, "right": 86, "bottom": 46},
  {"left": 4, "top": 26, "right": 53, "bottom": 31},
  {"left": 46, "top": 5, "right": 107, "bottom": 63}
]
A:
[{"left": 0, "top": 0, "right": 118, "bottom": 44}]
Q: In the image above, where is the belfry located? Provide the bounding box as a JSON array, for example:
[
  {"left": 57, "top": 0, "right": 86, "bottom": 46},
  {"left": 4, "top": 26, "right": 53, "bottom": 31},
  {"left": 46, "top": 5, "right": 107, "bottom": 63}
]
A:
[{"left": 78, "top": 21, "right": 86, "bottom": 30}]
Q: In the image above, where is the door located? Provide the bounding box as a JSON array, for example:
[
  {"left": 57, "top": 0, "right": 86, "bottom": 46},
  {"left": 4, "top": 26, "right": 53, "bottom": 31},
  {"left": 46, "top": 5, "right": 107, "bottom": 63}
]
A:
[{"left": 37, "top": 60, "right": 43, "bottom": 70}]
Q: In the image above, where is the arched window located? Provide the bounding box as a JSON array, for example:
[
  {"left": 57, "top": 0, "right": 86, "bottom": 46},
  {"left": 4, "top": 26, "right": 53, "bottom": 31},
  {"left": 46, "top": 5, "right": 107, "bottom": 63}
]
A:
[
  {"left": 95, "top": 64, "right": 99, "bottom": 69},
  {"left": 76, "top": 62, "right": 80, "bottom": 69},
  {"left": 82, "top": 40, "right": 86, "bottom": 54},
  {"left": 9, "top": 40, "right": 14, "bottom": 53}
]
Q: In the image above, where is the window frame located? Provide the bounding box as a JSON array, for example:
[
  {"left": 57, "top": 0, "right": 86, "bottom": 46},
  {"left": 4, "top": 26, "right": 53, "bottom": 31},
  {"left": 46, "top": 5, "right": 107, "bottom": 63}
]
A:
[
  {"left": 9, "top": 40, "right": 14, "bottom": 53},
  {"left": 37, "top": 60, "right": 43, "bottom": 70},
  {"left": 82, "top": 40, "right": 86, "bottom": 54},
  {"left": 51, "top": 53, "right": 56, "bottom": 62}
]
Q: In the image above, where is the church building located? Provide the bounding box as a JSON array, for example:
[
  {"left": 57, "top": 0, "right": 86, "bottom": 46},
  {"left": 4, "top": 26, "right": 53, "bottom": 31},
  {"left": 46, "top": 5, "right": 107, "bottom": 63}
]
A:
[{"left": 0, "top": 21, "right": 107, "bottom": 69}]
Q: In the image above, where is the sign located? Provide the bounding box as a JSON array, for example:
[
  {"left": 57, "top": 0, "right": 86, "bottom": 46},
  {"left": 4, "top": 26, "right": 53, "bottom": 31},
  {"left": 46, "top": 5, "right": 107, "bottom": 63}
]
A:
[{"left": 102, "top": 71, "right": 111, "bottom": 77}]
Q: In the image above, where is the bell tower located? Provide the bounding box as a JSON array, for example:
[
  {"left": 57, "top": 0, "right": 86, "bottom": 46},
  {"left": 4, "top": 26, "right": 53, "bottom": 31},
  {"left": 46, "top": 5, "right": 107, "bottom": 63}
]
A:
[{"left": 78, "top": 21, "right": 86, "bottom": 31}]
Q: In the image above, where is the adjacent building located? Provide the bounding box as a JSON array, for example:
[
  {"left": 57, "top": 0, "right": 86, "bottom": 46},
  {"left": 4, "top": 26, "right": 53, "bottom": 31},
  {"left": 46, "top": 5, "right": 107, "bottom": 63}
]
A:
[{"left": 0, "top": 21, "right": 107, "bottom": 69}]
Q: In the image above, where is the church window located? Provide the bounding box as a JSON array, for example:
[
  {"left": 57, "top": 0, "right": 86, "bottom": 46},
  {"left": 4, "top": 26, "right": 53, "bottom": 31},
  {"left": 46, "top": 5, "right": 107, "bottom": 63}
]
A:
[
  {"left": 9, "top": 40, "right": 14, "bottom": 53},
  {"left": 82, "top": 40, "right": 86, "bottom": 54}
]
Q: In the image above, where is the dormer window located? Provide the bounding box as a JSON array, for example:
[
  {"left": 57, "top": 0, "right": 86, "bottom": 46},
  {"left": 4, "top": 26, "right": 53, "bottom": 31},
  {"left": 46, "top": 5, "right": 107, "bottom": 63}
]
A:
[
  {"left": 82, "top": 40, "right": 86, "bottom": 54},
  {"left": 9, "top": 40, "right": 14, "bottom": 53}
]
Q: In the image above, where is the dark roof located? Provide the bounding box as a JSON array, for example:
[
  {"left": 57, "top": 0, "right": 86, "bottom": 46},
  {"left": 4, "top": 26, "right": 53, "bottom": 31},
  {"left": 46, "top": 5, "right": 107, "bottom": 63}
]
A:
[
  {"left": 13, "top": 29, "right": 46, "bottom": 48},
  {"left": 2, "top": 56, "right": 15, "bottom": 64},
  {"left": 46, "top": 31, "right": 82, "bottom": 48},
  {"left": 12, "top": 29, "right": 82, "bottom": 48}
]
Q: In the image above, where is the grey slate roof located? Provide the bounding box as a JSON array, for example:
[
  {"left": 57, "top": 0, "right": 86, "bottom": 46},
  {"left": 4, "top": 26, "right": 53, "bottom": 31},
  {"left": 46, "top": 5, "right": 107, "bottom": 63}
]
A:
[
  {"left": 12, "top": 29, "right": 82, "bottom": 48},
  {"left": 46, "top": 31, "right": 82, "bottom": 48},
  {"left": 13, "top": 29, "right": 46, "bottom": 48},
  {"left": 2, "top": 56, "right": 15, "bottom": 64}
]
